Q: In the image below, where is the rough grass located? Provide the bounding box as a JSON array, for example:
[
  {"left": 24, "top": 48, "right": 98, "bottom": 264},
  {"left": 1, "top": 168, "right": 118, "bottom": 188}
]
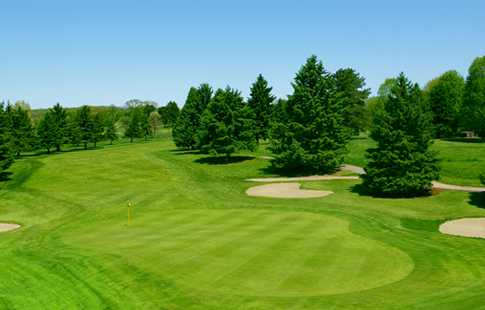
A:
[{"left": 1, "top": 135, "right": 485, "bottom": 309}]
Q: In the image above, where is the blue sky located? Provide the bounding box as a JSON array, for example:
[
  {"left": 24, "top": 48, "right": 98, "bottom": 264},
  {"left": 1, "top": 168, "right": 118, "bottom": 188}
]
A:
[{"left": 1, "top": 0, "right": 484, "bottom": 108}]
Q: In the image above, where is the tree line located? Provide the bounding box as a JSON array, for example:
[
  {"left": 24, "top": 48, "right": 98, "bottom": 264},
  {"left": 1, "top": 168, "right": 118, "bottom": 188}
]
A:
[
  {"left": 0, "top": 99, "right": 180, "bottom": 179},
  {"left": 173, "top": 55, "right": 485, "bottom": 197}
]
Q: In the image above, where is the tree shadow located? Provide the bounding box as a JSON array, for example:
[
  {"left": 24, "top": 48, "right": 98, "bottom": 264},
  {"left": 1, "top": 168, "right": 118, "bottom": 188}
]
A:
[
  {"left": 169, "top": 149, "right": 201, "bottom": 155},
  {"left": 443, "top": 137, "right": 485, "bottom": 143},
  {"left": 194, "top": 156, "right": 254, "bottom": 165},
  {"left": 0, "top": 171, "right": 13, "bottom": 182},
  {"left": 469, "top": 192, "right": 485, "bottom": 209}
]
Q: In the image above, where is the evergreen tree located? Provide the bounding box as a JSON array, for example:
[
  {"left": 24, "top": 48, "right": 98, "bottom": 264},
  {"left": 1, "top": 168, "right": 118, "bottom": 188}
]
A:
[
  {"left": 7, "top": 103, "right": 35, "bottom": 157},
  {"left": 66, "top": 111, "right": 81, "bottom": 146},
  {"left": 172, "top": 84, "right": 213, "bottom": 149},
  {"left": 91, "top": 112, "right": 104, "bottom": 148},
  {"left": 334, "top": 68, "right": 371, "bottom": 135},
  {"left": 269, "top": 55, "right": 349, "bottom": 174},
  {"left": 104, "top": 108, "right": 119, "bottom": 144},
  {"left": 198, "top": 87, "right": 256, "bottom": 158},
  {"left": 362, "top": 73, "right": 440, "bottom": 197},
  {"left": 424, "top": 71, "right": 465, "bottom": 138},
  {"left": 77, "top": 105, "right": 93, "bottom": 149},
  {"left": 0, "top": 103, "right": 13, "bottom": 179},
  {"left": 50, "top": 103, "right": 68, "bottom": 152},
  {"left": 37, "top": 111, "right": 56, "bottom": 153},
  {"left": 158, "top": 101, "right": 180, "bottom": 127},
  {"left": 247, "top": 74, "right": 275, "bottom": 142},
  {"left": 125, "top": 107, "right": 143, "bottom": 142},
  {"left": 462, "top": 56, "right": 485, "bottom": 137}
]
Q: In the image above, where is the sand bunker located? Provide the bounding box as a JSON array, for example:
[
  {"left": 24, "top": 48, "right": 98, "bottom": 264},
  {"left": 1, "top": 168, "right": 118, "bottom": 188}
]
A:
[
  {"left": 440, "top": 218, "right": 485, "bottom": 238},
  {"left": 0, "top": 223, "right": 21, "bottom": 233},
  {"left": 246, "top": 182, "right": 333, "bottom": 199},
  {"left": 247, "top": 175, "right": 358, "bottom": 182}
]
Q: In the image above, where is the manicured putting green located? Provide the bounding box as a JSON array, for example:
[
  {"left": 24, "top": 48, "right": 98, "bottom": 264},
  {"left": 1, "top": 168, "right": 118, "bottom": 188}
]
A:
[{"left": 67, "top": 209, "right": 414, "bottom": 297}]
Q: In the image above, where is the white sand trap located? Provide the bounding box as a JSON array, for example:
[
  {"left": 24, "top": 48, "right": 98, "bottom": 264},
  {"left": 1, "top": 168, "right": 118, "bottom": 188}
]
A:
[
  {"left": 247, "top": 182, "right": 333, "bottom": 199},
  {"left": 247, "top": 175, "right": 358, "bottom": 182},
  {"left": 0, "top": 223, "right": 21, "bottom": 233},
  {"left": 440, "top": 218, "right": 485, "bottom": 238}
]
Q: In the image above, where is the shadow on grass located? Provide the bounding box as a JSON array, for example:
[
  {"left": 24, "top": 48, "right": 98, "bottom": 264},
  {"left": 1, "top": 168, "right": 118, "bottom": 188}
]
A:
[
  {"left": 194, "top": 156, "right": 254, "bottom": 165},
  {"left": 169, "top": 149, "right": 201, "bottom": 155},
  {"left": 442, "top": 137, "right": 485, "bottom": 143},
  {"left": 350, "top": 183, "right": 434, "bottom": 199},
  {"left": 469, "top": 192, "right": 485, "bottom": 209}
]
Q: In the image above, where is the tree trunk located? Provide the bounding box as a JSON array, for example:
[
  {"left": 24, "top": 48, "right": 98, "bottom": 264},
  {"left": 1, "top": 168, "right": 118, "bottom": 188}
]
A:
[
  {"left": 56, "top": 144, "right": 61, "bottom": 152},
  {"left": 130, "top": 137, "right": 133, "bottom": 143}
]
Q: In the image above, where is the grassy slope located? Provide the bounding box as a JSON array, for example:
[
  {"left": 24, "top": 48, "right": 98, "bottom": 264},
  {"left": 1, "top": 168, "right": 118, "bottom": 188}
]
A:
[
  {"left": 0, "top": 135, "right": 485, "bottom": 309},
  {"left": 347, "top": 135, "right": 485, "bottom": 186}
]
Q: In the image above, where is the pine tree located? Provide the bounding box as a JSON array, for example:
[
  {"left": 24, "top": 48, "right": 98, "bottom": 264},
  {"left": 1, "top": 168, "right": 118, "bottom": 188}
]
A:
[
  {"left": 269, "top": 55, "right": 349, "bottom": 174},
  {"left": 91, "top": 112, "right": 104, "bottom": 148},
  {"left": 198, "top": 87, "right": 256, "bottom": 158},
  {"left": 37, "top": 111, "right": 56, "bottom": 153},
  {"left": 50, "top": 103, "right": 68, "bottom": 152},
  {"left": 362, "top": 73, "right": 440, "bottom": 197},
  {"left": 104, "top": 108, "right": 119, "bottom": 144},
  {"left": 77, "top": 105, "right": 93, "bottom": 149},
  {"left": 334, "top": 68, "right": 371, "bottom": 135},
  {"left": 247, "top": 74, "right": 275, "bottom": 142},
  {"left": 125, "top": 107, "right": 143, "bottom": 143},
  {"left": 462, "top": 56, "right": 485, "bottom": 137},
  {"left": 172, "top": 84, "right": 213, "bottom": 149},
  {"left": 424, "top": 71, "right": 465, "bottom": 138},
  {"left": 0, "top": 103, "right": 14, "bottom": 180},
  {"left": 7, "top": 103, "right": 35, "bottom": 157}
]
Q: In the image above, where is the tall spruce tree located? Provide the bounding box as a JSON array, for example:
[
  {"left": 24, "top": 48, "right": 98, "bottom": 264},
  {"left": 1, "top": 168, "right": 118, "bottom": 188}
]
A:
[
  {"left": 50, "top": 103, "right": 68, "bottom": 152},
  {"left": 425, "top": 70, "right": 465, "bottom": 138},
  {"left": 77, "top": 105, "right": 93, "bottom": 149},
  {"left": 362, "top": 73, "right": 440, "bottom": 197},
  {"left": 198, "top": 87, "right": 256, "bottom": 158},
  {"left": 269, "top": 55, "right": 349, "bottom": 174},
  {"left": 7, "top": 104, "right": 35, "bottom": 157},
  {"left": 0, "top": 103, "right": 13, "bottom": 179},
  {"left": 334, "top": 68, "right": 371, "bottom": 135},
  {"left": 172, "top": 84, "right": 213, "bottom": 149},
  {"left": 462, "top": 56, "right": 485, "bottom": 137},
  {"left": 247, "top": 74, "right": 275, "bottom": 142},
  {"left": 37, "top": 111, "right": 56, "bottom": 153}
]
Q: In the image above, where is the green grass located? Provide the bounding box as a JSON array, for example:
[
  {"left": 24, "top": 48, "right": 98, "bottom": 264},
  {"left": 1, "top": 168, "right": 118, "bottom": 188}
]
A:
[
  {"left": 346, "top": 135, "right": 485, "bottom": 186},
  {"left": 1, "top": 135, "right": 485, "bottom": 309}
]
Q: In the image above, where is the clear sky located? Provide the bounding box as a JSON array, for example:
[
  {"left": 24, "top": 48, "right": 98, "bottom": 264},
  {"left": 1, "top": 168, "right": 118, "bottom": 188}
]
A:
[{"left": 1, "top": 0, "right": 484, "bottom": 108}]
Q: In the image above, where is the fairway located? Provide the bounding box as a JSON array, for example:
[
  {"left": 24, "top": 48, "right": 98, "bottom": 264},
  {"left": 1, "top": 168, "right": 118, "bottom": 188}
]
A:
[{"left": 1, "top": 136, "right": 485, "bottom": 309}]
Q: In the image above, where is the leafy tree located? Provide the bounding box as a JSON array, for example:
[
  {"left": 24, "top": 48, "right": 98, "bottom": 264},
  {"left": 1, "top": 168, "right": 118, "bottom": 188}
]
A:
[
  {"left": 269, "top": 55, "right": 349, "bottom": 174},
  {"left": 0, "top": 103, "right": 13, "bottom": 179},
  {"left": 158, "top": 101, "right": 180, "bottom": 127},
  {"left": 91, "top": 112, "right": 104, "bottom": 148},
  {"left": 424, "top": 71, "right": 465, "bottom": 138},
  {"left": 362, "top": 73, "right": 440, "bottom": 197},
  {"left": 37, "top": 111, "right": 56, "bottom": 153},
  {"left": 77, "top": 106, "right": 93, "bottom": 150},
  {"left": 334, "top": 68, "right": 371, "bottom": 135},
  {"left": 462, "top": 56, "right": 485, "bottom": 137},
  {"left": 148, "top": 111, "right": 161, "bottom": 136},
  {"left": 173, "top": 84, "right": 213, "bottom": 149},
  {"left": 125, "top": 107, "right": 143, "bottom": 142},
  {"left": 198, "top": 87, "right": 256, "bottom": 158},
  {"left": 247, "top": 74, "right": 275, "bottom": 142},
  {"left": 104, "top": 108, "right": 120, "bottom": 144},
  {"left": 7, "top": 103, "right": 35, "bottom": 157},
  {"left": 378, "top": 78, "right": 397, "bottom": 98},
  {"left": 50, "top": 103, "right": 68, "bottom": 152},
  {"left": 66, "top": 111, "right": 81, "bottom": 146}
]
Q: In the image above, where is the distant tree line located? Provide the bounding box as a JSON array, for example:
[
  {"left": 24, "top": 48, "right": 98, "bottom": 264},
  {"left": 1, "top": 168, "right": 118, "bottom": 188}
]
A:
[{"left": 0, "top": 99, "right": 180, "bottom": 178}]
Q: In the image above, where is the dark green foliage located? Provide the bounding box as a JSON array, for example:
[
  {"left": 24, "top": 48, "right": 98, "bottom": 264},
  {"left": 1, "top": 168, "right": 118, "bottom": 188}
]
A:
[
  {"left": 50, "top": 103, "right": 68, "bottom": 152},
  {"left": 76, "top": 106, "right": 93, "bottom": 149},
  {"left": 362, "top": 73, "right": 440, "bottom": 197},
  {"left": 269, "top": 55, "right": 350, "bottom": 174},
  {"left": 36, "top": 111, "right": 56, "bottom": 153},
  {"left": 104, "top": 109, "right": 119, "bottom": 144},
  {"left": 0, "top": 103, "right": 14, "bottom": 179},
  {"left": 66, "top": 111, "right": 82, "bottom": 146},
  {"left": 334, "top": 68, "right": 371, "bottom": 135},
  {"left": 424, "top": 71, "right": 465, "bottom": 138},
  {"left": 91, "top": 113, "right": 104, "bottom": 147},
  {"left": 198, "top": 87, "right": 257, "bottom": 158},
  {"left": 172, "top": 84, "right": 213, "bottom": 149},
  {"left": 462, "top": 56, "right": 485, "bottom": 137},
  {"left": 158, "top": 101, "right": 180, "bottom": 127},
  {"left": 247, "top": 74, "right": 275, "bottom": 142},
  {"left": 124, "top": 107, "right": 143, "bottom": 143},
  {"left": 7, "top": 104, "right": 35, "bottom": 156}
]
